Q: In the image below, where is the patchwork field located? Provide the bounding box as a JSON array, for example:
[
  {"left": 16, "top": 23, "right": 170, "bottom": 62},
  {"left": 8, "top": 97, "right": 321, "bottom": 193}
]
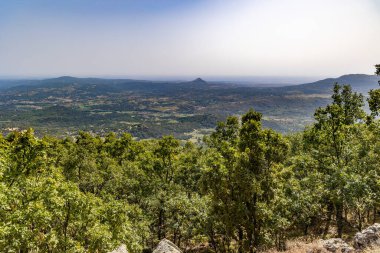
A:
[{"left": 0, "top": 74, "right": 378, "bottom": 139}]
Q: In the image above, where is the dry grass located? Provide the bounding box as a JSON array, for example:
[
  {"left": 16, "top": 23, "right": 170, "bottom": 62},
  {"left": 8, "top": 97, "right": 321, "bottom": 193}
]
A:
[
  {"left": 264, "top": 239, "right": 380, "bottom": 253},
  {"left": 364, "top": 248, "right": 380, "bottom": 253},
  {"left": 264, "top": 239, "right": 328, "bottom": 253}
]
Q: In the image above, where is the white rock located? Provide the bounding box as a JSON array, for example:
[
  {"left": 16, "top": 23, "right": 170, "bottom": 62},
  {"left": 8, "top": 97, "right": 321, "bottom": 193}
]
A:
[{"left": 153, "top": 239, "right": 182, "bottom": 253}]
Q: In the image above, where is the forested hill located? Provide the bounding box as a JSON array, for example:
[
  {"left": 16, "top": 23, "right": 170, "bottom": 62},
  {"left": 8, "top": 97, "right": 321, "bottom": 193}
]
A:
[
  {"left": 0, "top": 74, "right": 378, "bottom": 138},
  {"left": 282, "top": 74, "right": 380, "bottom": 94}
]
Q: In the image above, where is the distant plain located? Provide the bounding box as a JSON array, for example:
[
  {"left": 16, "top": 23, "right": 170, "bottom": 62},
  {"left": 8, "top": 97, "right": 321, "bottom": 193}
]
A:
[{"left": 0, "top": 74, "right": 378, "bottom": 140}]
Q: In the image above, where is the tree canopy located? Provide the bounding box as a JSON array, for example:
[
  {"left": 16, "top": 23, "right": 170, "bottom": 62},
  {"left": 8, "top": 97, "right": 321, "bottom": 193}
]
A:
[{"left": 1, "top": 69, "right": 380, "bottom": 252}]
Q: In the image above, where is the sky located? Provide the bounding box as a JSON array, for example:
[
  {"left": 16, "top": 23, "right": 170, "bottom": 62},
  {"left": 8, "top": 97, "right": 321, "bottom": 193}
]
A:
[{"left": 0, "top": 0, "right": 379, "bottom": 79}]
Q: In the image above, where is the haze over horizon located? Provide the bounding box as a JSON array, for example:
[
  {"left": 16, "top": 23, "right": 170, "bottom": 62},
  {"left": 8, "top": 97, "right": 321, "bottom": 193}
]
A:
[{"left": 0, "top": 0, "right": 379, "bottom": 78}]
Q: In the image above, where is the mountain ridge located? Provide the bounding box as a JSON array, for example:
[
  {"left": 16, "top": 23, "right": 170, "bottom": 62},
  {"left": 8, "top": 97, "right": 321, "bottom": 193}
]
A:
[{"left": 1, "top": 73, "right": 378, "bottom": 92}]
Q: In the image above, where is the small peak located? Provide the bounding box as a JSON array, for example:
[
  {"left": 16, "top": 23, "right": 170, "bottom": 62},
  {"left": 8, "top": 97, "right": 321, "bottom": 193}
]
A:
[
  {"left": 48, "top": 76, "right": 77, "bottom": 82},
  {"left": 56, "top": 76, "right": 75, "bottom": 79},
  {"left": 191, "top": 78, "right": 207, "bottom": 84}
]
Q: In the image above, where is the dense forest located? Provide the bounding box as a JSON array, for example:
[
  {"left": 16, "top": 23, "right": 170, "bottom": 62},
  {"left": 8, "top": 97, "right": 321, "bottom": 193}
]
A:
[{"left": 0, "top": 66, "right": 380, "bottom": 253}]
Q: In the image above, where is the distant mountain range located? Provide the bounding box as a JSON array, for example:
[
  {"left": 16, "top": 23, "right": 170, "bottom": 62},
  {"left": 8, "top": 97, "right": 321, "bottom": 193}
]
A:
[
  {"left": 0, "top": 74, "right": 378, "bottom": 138},
  {"left": 0, "top": 74, "right": 378, "bottom": 93}
]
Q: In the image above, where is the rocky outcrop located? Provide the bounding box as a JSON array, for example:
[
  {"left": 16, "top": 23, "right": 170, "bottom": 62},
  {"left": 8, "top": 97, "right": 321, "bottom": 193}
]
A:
[
  {"left": 354, "top": 223, "right": 380, "bottom": 250},
  {"left": 153, "top": 239, "right": 182, "bottom": 253},
  {"left": 107, "top": 225, "right": 380, "bottom": 253},
  {"left": 109, "top": 244, "right": 128, "bottom": 253},
  {"left": 322, "top": 238, "right": 354, "bottom": 253}
]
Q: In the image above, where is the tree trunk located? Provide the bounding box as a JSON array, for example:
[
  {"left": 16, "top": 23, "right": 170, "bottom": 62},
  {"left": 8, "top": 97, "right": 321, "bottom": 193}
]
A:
[
  {"left": 158, "top": 207, "right": 165, "bottom": 240},
  {"left": 63, "top": 201, "right": 71, "bottom": 252},
  {"left": 248, "top": 233, "right": 254, "bottom": 253},
  {"left": 373, "top": 207, "right": 377, "bottom": 224},
  {"left": 252, "top": 194, "right": 258, "bottom": 253},
  {"left": 358, "top": 210, "right": 363, "bottom": 231},
  {"left": 276, "top": 231, "right": 287, "bottom": 251},
  {"left": 336, "top": 203, "right": 344, "bottom": 238},
  {"left": 367, "top": 209, "right": 371, "bottom": 223},
  {"left": 303, "top": 224, "right": 309, "bottom": 236},
  {"left": 208, "top": 228, "right": 218, "bottom": 253},
  {"left": 238, "top": 227, "right": 244, "bottom": 253},
  {"left": 323, "top": 202, "right": 334, "bottom": 238}
]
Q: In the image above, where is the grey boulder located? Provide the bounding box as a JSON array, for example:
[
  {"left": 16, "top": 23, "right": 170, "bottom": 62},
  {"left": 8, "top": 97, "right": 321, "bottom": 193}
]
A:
[
  {"left": 354, "top": 223, "right": 380, "bottom": 250},
  {"left": 323, "top": 238, "right": 354, "bottom": 253}
]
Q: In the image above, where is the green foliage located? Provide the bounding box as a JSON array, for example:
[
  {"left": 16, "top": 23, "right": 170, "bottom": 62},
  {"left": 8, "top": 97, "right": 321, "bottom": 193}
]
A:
[
  {"left": 0, "top": 130, "right": 148, "bottom": 252},
  {"left": 300, "top": 83, "right": 380, "bottom": 238},
  {"left": 2, "top": 78, "right": 380, "bottom": 252},
  {"left": 201, "top": 109, "right": 290, "bottom": 252},
  {"left": 368, "top": 89, "right": 380, "bottom": 119}
]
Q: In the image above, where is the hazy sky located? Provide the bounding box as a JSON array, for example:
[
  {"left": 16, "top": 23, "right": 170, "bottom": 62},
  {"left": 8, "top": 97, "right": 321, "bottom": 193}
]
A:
[{"left": 0, "top": 0, "right": 379, "bottom": 78}]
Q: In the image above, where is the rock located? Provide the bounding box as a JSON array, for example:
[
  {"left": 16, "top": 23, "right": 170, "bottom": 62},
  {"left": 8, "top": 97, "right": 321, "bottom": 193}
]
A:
[
  {"left": 109, "top": 244, "right": 128, "bottom": 253},
  {"left": 153, "top": 239, "right": 182, "bottom": 253},
  {"left": 354, "top": 223, "right": 380, "bottom": 249},
  {"left": 322, "top": 238, "right": 354, "bottom": 253}
]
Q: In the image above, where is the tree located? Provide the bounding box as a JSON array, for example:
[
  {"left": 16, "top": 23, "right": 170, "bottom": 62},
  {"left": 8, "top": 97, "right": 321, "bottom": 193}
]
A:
[
  {"left": 0, "top": 130, "right": 146, "bottom": 252},
  {"left": 367, "top": 65, "right": 380, "bottom": 119},
  {"left": 304, "top": 84, "right": 365, "bottom": 237},
  {"left": 202, "top": 110, "right": 289, "bottom": 252},
  {"left": 283, "top": 133, "right": 324, "bottom": 237}
]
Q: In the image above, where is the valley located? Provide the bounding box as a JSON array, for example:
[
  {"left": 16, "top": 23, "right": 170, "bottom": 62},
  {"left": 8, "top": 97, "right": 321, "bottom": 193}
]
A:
[{"left": 0, "top": 74, "right": 378, "bottom": 139}]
